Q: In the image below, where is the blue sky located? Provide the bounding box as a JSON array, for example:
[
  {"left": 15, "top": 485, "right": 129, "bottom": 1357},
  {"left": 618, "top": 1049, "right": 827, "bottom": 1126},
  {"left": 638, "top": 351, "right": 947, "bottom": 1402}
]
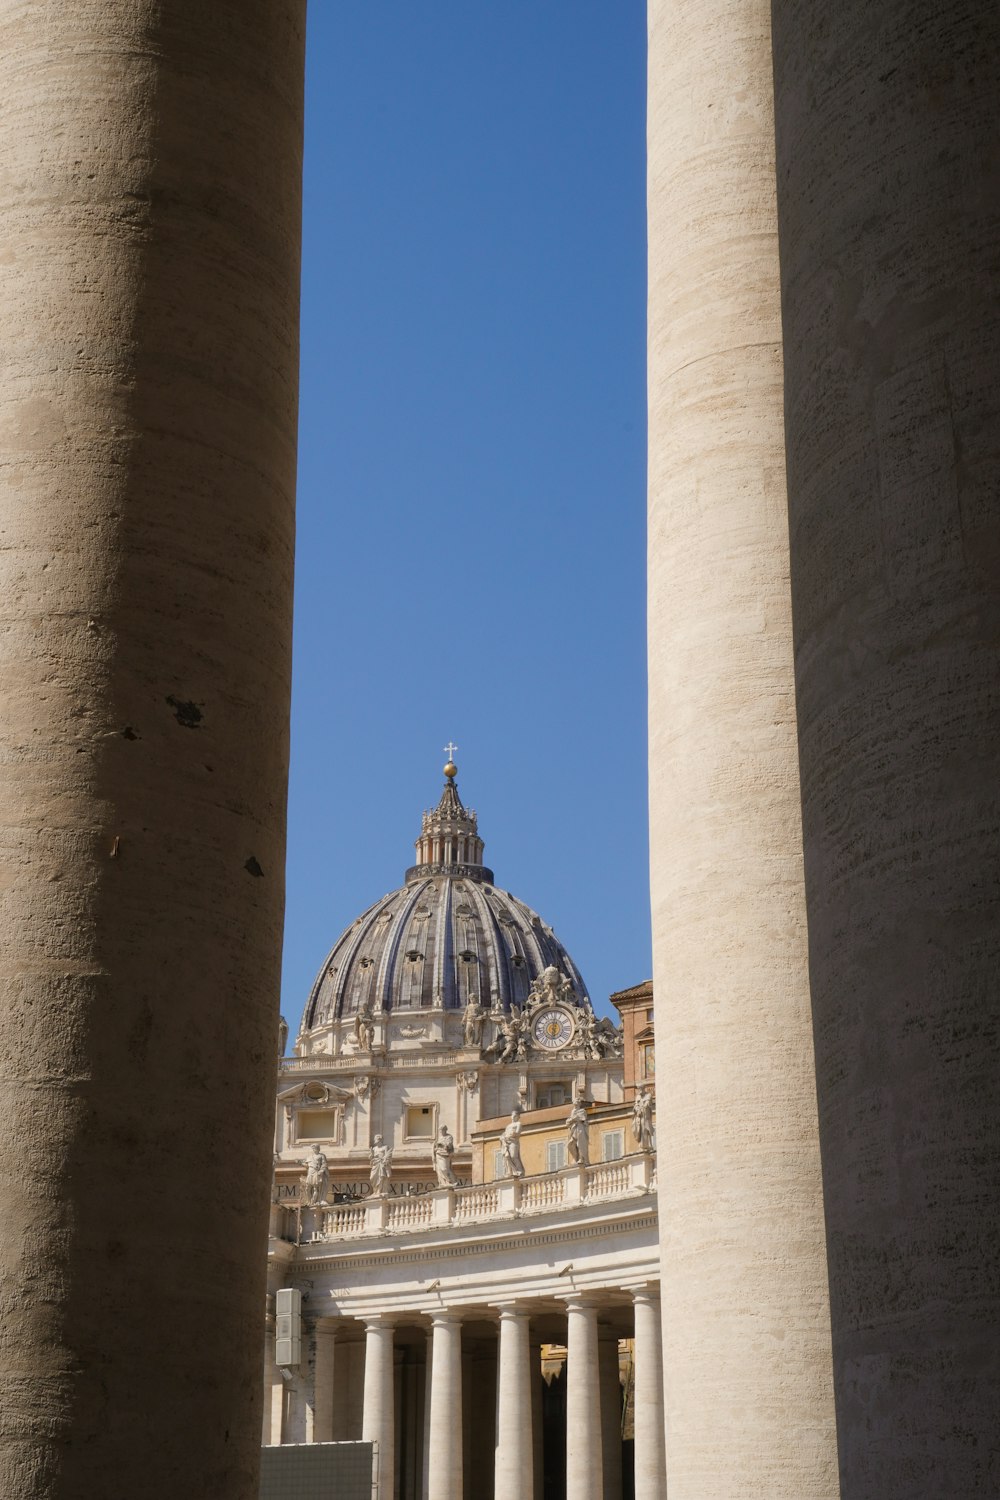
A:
[{"left": 283, "top": 3, "right": 648, "bottom": 1026}]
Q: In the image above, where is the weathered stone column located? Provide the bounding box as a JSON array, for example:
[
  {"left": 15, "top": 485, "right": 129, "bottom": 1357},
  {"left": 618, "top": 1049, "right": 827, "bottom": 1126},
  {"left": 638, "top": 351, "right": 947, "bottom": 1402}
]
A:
[
  {"left": 314, "top": 1321, "right": 337, "bottom": 1444},
  {"left": 362, "top": 1316, "right": 396, "bottom": 1498},
  {"left": 771, "top": 2, "right": 1000, "bottom": 1493},
  {"left": 564, "top": 1297, "right": 602, "bottom": 1500},
  {"left": 598, "top": 1325, "right": 623, "bottom": 1500},
  {"left": 262, "top": 1305, "right": 285, "bottom": 1448},
  {"left": 0, "top": 4, "right": 304, "bottom": 1497},
  {"left": 530, "top": 1337, "right": 545, "bottom": 1500},
  {"left": 632, "top": 1288, "right": 666, "bottom": 1500},
  {"left": 427, "top": 1311, "right": 463, "bottom": 1500},
  {"left": 646, "top": 0, "right": 838, "bottom": 1493},
  {"left": 494, "top": 1305, "right": 533, "bottom": 1500}
]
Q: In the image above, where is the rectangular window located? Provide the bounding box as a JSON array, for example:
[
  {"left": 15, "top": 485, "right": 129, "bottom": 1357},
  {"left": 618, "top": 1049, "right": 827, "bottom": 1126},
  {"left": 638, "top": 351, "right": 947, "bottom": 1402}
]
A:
[
  {"left": 642, "top": 1044, "right": 655, "bottom": 1078},
  {"left": 602, "top": 1130, "right": 624, "bottom": 1162},
  {"left": 646, "top": 1008, "right": 655, "bottom": 1022},
  {"left": 296, "top": 1109, "right": 340, "bottom": 1141},
  {"left": 546, "top": 1140, "right": 567, "bottom": 1173},
  {"left": 536, "top": 1082, "right": 568, "bottom": 1110},
  {"left": 405, "top": 1105, "right": 435, "bottom": 1138},
  {"left": 493, "top": 1148, "right": 504, "bottom": 1180}
]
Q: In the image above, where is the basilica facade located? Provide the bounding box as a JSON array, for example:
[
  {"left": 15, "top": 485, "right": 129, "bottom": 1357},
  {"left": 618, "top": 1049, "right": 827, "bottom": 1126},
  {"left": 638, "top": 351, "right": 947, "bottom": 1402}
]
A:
[{"left": 264, "top": 762, "right": 664, "bottom": 1499}]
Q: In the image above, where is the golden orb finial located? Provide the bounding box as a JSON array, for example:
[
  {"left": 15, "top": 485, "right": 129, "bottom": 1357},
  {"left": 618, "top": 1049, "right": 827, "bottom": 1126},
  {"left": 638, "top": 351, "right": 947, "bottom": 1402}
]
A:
[{"left": 443, "top": 759, "right": 457, "bottom": 779}]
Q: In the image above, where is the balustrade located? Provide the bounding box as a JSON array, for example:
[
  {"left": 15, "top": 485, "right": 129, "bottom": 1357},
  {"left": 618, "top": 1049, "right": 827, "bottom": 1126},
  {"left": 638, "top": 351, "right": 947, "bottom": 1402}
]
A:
[{"left": 300, "top": 1152, "right": 655, "bottom": 1243}]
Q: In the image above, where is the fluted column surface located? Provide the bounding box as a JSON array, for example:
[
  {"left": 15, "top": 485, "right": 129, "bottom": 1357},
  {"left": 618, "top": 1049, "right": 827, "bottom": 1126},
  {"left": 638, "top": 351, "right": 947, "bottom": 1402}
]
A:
[
  {"left": 772, "top": 1, "right": 1000, "bottom": 1493},
  {"left": 0, "top": 3, "right": 304, "bottom": 1496},
  {"left": 646, "top": 0, "right": 837, "bottom": 1493}
]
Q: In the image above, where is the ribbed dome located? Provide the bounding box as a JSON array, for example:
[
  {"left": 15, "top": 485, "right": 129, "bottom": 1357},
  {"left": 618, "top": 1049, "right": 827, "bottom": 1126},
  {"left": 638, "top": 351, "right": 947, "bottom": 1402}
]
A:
[{"left": 301, "top": 766, "right": 590, "bottom": 1030}]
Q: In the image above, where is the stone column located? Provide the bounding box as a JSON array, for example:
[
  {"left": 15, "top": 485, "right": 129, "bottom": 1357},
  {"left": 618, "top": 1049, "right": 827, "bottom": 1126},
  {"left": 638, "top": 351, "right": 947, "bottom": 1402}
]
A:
[
  {"left": 494, "top": 1305, "right": 533, "bottom": 1500},
  {"left": 632, "top": 1288, "right": 667, "bottom": 1500},
  {"left": 0, "top": 5, "right": 305, "bottom": 1497},
  {"left": 646, "top": 0, "right": 838, "bottom": 1494},
  {"left": 530, "top": 1337, "right": 545, "bottom": 1500},
  {"left": 564, "top": 1297, "right": 602, "bottom": 1500},
  {"left": 771, "top": 2, "right": 1000, "bottom": 1494},
  {"left": 427, "top": 1312, "right": 463, "bottom": 1500},
  {"left": 362, "top": 1316, "right": 395, "bottom": 1498},
  {"left": 313, "top": 1321, "right": 337, "bottom": 1444},
  {"left": 423, "top": 1328, "right": 433, "bottom": 1499},
  {"left": 262, "top": 1307, "right": 285, "bottom": 1447},
  {"left": 598, "top": 1326, "right": 623, "bottom": 1500}
]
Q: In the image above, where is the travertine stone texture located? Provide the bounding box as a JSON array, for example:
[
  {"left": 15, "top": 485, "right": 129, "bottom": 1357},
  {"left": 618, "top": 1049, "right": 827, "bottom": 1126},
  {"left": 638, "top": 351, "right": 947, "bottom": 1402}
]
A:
[
  {"left": 772, "top": 3, "right": 1000, "bottom": 1493},
  {"left": 0, "top": 3, "right": 304, "bottom": 1495},
  {"left": 646, "top": 0, "right": 838, "bottom": 1493}
]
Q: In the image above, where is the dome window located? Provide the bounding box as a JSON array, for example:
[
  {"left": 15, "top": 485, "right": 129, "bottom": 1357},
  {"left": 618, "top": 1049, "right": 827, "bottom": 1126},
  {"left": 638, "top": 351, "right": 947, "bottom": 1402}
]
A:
[
  {"left": 405, "top": 950, "right": 423, "bottom": 962},
  {"left": 458, "top": 950, "right": 478, "bottom": 964}
]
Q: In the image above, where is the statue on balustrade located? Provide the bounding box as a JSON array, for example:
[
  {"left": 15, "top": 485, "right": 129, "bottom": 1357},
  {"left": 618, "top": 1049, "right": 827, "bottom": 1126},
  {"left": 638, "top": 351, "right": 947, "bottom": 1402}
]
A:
[
  {"left": 500, "top": 1108, "right": 525, "bottom": 1178},
  {"left": 369, "top": 1135, "right": 393, "bottom": 1196},
  {"left": 433, "top": 1124, "right": 459, "bottom": 1186},
  {"left": 566, "top": 1098, "right": 590, "bottom": 1166},
  {"left": 354, "top": 997, "right": 375, "bottom": 1052},
  {"left": 632, "top": 1085, "right": 655, "bottom": 1153},
  {"left": 303, "top": 1144, "right": 330, "bottom": 1206}
]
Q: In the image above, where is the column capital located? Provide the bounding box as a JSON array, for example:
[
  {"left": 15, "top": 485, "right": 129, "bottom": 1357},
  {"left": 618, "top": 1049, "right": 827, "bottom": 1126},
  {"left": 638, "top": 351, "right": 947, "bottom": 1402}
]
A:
[
  {"left": 628, "top": 1283, "right": 661, "bottom": 1309},
  {"left": 492, "top": 1301, "right": 530, "bottom": 1321},
  {"left": 562, "top": 1292, "right": 601, "bottom": 1314},
  {"left": 427, "top": 1307, "right": 463, "bottom": 1328},
  {"left": 362, "top": 1311, "right": 396, "bottom": 1332}
]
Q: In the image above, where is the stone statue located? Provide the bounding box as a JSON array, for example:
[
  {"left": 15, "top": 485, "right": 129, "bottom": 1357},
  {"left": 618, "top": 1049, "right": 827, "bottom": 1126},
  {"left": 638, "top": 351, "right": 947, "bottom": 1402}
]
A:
[
  {"left": 303, "top": 1144, "right": 330, "bottom": 1206},
  {"left": 433, "top": 1125, "right": 459, "bottom": 1186},
  {"left": 566, "top": 1098, "right": 589, "bottom": 1166},
  {"left": 355, "top": 997, "right": 375, "bottom": 1052},
  {"left": 529, "top": 963, "right": 575, "bottom": 1009},
  {"left": 579, "top": 1008, "right": 603, "bottom": 1061},
  {"left": 369, "top": 1134, "right": 393, "bottom": 1195},
  {"left": 462, "top": 998, "right": 485, "bottom": 1048},
  {"left": 498, "top": 1006, "right": 524, "bottom": 1065},
  {"left": 278, "top": 1014, "right": 288, "bottom": 1057},
  {"left": 632, "top": 1085, "right": 655, "bottom": 1153},
  {"left": 500, "top": 1109, "right": 525, "bottom": 1179}
]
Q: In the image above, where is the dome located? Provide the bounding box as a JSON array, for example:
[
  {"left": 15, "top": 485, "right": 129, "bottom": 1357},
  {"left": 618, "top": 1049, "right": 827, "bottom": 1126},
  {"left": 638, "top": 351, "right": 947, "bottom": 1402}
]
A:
[{"left": 300, "top": 764, "right": 590, "bottom": 1032}]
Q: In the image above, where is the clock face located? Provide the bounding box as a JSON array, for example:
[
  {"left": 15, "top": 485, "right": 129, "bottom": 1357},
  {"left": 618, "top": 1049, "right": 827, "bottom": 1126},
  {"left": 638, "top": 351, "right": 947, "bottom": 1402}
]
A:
[{"left": 532, "top": 1007, "right": 575, "bottom": 1051}]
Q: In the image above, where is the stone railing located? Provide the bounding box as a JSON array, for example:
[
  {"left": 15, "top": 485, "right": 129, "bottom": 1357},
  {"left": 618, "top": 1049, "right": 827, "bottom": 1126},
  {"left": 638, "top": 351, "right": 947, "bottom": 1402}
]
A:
[{"left": 304, "top": 1153, "right": 656, "bottom": 1244}]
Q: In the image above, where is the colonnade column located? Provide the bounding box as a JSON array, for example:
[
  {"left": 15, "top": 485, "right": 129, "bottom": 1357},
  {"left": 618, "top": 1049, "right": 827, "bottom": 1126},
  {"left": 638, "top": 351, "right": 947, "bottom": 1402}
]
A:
[
  {"left": 530, "top": 1336, "right": 545, "bottom": 1500},
  {"left": 598, "top": 1325, "right": 623, "bottom": 1500},
  {"left": 564, "top": 1297, "right": 602, "bottom": 1500},
  {"left": 494, "top": 1304, "right": 533, "bottom": 1500},
  {"left": 632, "top": 1288, "right": 667, "bottom": 1500},
  {"left": 646, "top": 0, "right": 838, "bottom": 1493},
  {"left": 362, "top": 1316, "right": 395, "bottom": 1497},
  {"left": 313, "top": 1321, "right": 336, "bottom": 1444},
  {"left": 770, "top": 0, "right": 1000, "bottom": 1492},
  {"left": 0, "top": 4, "right": 305, "bottom": 1496},
  {"left": 427, "top": 1312, "right": 463, "bottom": 1500},
  {"left": 262, "top": 1302, "right": 285, "bottom": 1446}
]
